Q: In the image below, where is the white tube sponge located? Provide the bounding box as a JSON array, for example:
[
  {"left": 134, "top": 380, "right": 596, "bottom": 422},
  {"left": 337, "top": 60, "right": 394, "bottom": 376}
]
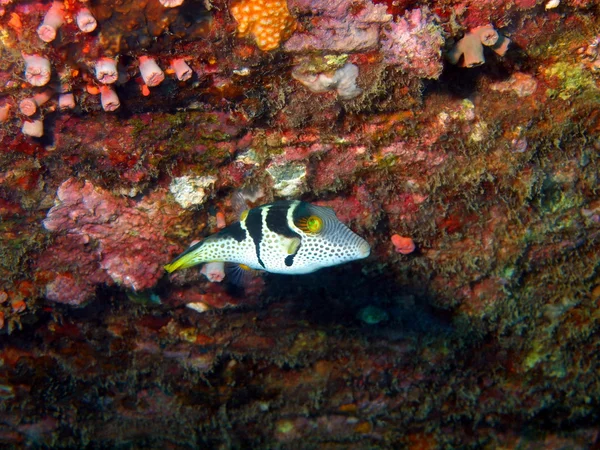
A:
[
  {"left": 0, "top": 104, "right": 11, "bottom": 123},
  {"left": 59, "top": 93, "right": 76, "bottom": 111}
]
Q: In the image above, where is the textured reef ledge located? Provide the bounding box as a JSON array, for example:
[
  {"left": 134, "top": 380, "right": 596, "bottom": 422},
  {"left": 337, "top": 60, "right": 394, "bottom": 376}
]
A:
[{"left": 1, "top": 0, "right": 600, "bottom": 447}]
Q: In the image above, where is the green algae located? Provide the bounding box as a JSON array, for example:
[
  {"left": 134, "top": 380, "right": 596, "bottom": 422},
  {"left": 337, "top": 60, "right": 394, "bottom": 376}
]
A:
[
  {"left": 357, "top": 305, "right": 389, "bottom": 325},
  {"left": 544, "top": 62, "right": 598, "bottom": 100}
]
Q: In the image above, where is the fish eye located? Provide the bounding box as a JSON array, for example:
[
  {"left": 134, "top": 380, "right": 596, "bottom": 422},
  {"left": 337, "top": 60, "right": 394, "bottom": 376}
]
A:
[{"left": 297, "top": 215, "right": 323, "bottom": 234}]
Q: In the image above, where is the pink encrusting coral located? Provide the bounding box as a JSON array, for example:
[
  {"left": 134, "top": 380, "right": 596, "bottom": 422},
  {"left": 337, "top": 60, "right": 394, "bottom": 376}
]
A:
[
  {"left": 284, "top": 2, "right": 445, "bottom": 81},
  {"left": 38, "top": 179, "right": 186, "bottom": 303},
  {"left": 285, "top": 0, "right": 391, "bottom": 53},
  {"left": 380, "top": 8, "right": 445, "bottom": 79}
]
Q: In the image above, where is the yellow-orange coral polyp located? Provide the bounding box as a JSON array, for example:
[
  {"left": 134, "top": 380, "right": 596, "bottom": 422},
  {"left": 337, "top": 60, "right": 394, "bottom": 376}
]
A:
[{"left": 231, "top": 0, "right": 297, "bottom": 51}]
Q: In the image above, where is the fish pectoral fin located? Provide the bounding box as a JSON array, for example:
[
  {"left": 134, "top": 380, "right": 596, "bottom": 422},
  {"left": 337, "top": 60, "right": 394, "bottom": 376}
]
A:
[
  {"left": 282, "top": 237, "right": 301, "bottom": 255},
  {"left": 225, "top": 263, "right": 260, "bottom": 287}
]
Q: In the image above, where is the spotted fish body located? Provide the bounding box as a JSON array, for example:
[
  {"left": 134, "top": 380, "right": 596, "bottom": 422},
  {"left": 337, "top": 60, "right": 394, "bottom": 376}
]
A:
[{"left": 164, "top": 200, "right": 370, "bottom": 275}]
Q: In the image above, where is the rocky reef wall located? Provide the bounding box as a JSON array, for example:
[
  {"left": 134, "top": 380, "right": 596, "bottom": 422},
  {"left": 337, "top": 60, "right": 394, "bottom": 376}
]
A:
[{"left": 1, "top": 0, "right": 600, "bottom": 447}]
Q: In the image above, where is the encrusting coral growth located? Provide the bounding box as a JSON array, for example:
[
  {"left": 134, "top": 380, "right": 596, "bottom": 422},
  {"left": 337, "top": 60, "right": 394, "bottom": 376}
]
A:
[{"left": 38, "top": 178, "right": 185, "bottom": 302}]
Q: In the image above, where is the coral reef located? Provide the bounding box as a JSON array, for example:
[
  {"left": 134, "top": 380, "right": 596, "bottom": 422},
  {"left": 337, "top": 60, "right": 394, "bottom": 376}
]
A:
[{"left": 0, "top": 0, "right": 600, "bottom": 447}]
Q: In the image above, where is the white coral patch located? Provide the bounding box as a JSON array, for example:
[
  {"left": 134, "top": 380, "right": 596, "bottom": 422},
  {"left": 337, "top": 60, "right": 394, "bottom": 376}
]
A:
[
  {"left": 169, "top": 175, "right": 217, "bottom": 208},
  {"left": 266, "top": 162, "right": 307, "bottom": 198}
]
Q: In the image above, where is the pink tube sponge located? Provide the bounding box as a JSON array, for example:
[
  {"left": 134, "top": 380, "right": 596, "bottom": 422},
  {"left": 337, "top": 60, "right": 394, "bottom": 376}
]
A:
[
  {"left": 100, "top": 85, "right": 120, "bottom": 111},
  {"left": 139, "top": 56, "right": 165, "bottom": 87},
  {"left": 76, "top": 7, "right": 97, "bottom": 33},
  {"left": 37, "top": 1, "right": 65, "bottom": 43},
  {"left": 58, "top": 93, "right": 76, "bottom": 110},
  {"left": 95, "top": 57, "right": 118, "bottom": 84},
  {"left": 22, "top": 119, "right": 44, "bottom": 138},
  {"left": 170, "top": 58, "right": 193, "bottom": 81},
  {"left": 0, "top": 103, "right": 11, "bottom": 122},
  {"left": 159, "top": 0, "right": 184, "bottom": 6},
  {"left": 19, "top": 98, "right": 37, "bottom": 116},
  {"left": 23, "top": 54, "right": 52, "bottom": 86}
]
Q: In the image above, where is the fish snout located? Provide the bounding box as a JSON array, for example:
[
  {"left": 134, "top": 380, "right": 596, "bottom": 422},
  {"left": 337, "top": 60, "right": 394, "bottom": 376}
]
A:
[{"left": 357, "top": 238, "right": 371, "bottom": 258}]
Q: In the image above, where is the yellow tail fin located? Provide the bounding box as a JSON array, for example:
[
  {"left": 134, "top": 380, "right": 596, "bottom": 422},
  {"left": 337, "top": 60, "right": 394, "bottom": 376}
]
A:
[{"left": 164, "top": 242, "right": 204, "bottom": 273}]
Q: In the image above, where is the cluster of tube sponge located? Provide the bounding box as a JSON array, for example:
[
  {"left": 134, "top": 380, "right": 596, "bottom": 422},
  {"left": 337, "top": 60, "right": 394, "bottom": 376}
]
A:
[
  {"left": 36, "top": 0, "right": 184, "bottom": 43},
  {"left": 1, "top": 1, "right": 193, "bottom": 138}
]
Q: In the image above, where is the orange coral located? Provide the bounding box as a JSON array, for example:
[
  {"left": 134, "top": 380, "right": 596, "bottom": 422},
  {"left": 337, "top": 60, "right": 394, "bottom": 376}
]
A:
[{"left": 230, "top": 0, "right": 297, "bottom": 51}]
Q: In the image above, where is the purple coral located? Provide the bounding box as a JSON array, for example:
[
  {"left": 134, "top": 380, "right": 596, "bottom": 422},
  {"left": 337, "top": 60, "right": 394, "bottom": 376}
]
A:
[{"left": 380, "top": 8, "right": 445, "bottom": 79}]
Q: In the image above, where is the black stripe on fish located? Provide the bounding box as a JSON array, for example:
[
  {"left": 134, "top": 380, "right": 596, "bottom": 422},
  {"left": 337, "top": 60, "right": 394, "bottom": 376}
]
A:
[
  {"left": 266, "top": 201, "right": 300, "bottom": 239},
  {"left": 284, "top": 254, "right": 296, "bottom": 267},
  {"left": 245, "top": 207, "right": 265, "bottom": 268},
  {"left": 215, "top": 221, "right": 246, "bottom": 242}
]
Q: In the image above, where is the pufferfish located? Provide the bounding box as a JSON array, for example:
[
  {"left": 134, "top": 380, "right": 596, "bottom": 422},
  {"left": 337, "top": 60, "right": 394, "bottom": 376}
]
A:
[{"left": 164, "top": 200, "right": 370, "bottom": 277}]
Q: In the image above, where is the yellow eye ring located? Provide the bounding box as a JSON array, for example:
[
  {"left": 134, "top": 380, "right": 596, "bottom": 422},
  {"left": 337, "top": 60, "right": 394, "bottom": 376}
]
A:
[{"left": 297, "top": 215, "right": 323, "bottom": 234}]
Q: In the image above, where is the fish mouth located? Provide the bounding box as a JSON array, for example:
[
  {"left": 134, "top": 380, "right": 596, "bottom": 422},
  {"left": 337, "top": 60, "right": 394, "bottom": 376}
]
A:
[{"left": 357, "top": 239, "right": 371, "bottom": 258}]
